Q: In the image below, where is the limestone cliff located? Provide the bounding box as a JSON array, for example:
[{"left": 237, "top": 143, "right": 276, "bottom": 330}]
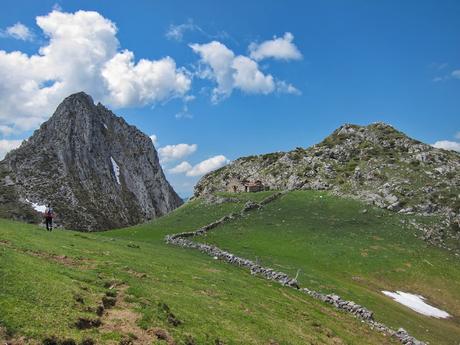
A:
[{"left": 0, "top": 92, "right": 182, "bottom": 231}]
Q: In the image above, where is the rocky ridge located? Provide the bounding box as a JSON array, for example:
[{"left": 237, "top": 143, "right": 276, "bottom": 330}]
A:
[
  {"left": 194, "top": 123, "right": 460, "bottom": 247},
  {"left": 0, "top": 92, "right": 182, "bottom": 231}
]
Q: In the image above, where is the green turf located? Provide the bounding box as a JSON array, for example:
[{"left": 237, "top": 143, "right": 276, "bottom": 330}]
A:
[
  {"left": 201, "top": 191, "right": 460, "bottom": 345},
  {"left": 0, "top": 192, "right": 398, "bottom": 344}
]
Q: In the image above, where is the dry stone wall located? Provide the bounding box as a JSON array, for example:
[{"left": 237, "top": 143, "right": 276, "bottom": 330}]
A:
[{"left": 165, "top": 192, "right": 425, "bottom": 345}]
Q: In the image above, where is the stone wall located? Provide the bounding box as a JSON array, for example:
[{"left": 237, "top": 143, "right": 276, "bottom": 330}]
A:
[{"left": 165, "top": 192, "right": 425, "bottom": 345}]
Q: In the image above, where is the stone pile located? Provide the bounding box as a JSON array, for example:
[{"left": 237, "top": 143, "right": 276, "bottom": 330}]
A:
[{"left": 300, "top": 289, "right": 374, "bottom": 321}]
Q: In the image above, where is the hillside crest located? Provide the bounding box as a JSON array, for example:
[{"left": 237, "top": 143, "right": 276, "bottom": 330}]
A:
[{"left": 194, "top": 122, "right": 460, "bottom": 245}]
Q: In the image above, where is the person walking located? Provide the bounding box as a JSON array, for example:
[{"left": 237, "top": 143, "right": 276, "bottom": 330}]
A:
[{"left": 44, "top": 204, "right": 54, "bottom": 231}]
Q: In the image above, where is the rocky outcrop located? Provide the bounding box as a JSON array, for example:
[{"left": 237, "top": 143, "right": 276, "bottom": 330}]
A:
[
  {"left": 0, "top": 92, "right": 182, "bottom": 231},
  {"left": 194, "top": 123, "right": 460, "bottom": 246}
]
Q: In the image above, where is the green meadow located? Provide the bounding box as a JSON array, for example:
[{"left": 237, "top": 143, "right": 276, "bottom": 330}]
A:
[
  {"left": 1, "top": 192, "right": 399, "bottom": 345},
  {"left": 202, "top": 191, "right": 460, "bottom": 345}
]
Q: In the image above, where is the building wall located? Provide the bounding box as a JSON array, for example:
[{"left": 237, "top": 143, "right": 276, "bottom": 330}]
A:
[
  {"left": 227, "top": 179, "right": 266, "bottom": 193},
  {"left": 247, "top": 185, "right": 264, "bottom": 192}
]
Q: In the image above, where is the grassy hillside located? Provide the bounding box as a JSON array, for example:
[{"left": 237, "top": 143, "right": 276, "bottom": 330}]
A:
[
  {"left": 193, "top": 123, "right": 460, "bottom": 249},
  {"left": 202, "top": 191, "right": 460, "bottom": 345},
  {"left": 0, "top": 192, "right": 398, "bottom": 345}
]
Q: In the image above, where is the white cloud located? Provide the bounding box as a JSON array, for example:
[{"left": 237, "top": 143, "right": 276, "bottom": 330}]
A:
[
  {"left": 455, "top": 132, "right": 460, "bottom": 140},
  {"left": 190, "top": 40, "right": 297, "bottom": 103},
  {"left": 249, "top": 32, "right": 302, "bottom": 61},
  {"left": 432, "top": 76, "right": 445, "bottom": 82},
  {"left": 101, "top": 51, "right": 190, "bottom": 107},
  {"left": 175, "top": 112, "right": 193, "bottom": 119},
  {"left": 1, "top": 22, "right": 34, "bottom": 41},
  {"left": 175, "top": 94, "right": 195, "bottom": 119},
  {"left": 432, "top": 140, "right": 460, "bottom": 152},
  {"left": 52, "top": 3, "right": 63, "bottom": 11},
  {"left": 433, "top": 68, "right": 460, "bottom": 82},
  {"left": 232, "top": 56, "right": 274, "bottom": 94},
  {"left": 150, "top": 134, "right": 158, "bottom": 146},
  {"left": 0, "top": 139, "right": 23, "bottom": 160},
  {"left": 166, "top": 19, "right": 229, "bottom": 42},
  {"left": 190, "top": 41, "right": 236, "bottom": 102},
  {"left": 0, "top": 9, "right": 191, "bottom": 134},
  {"left": 169, "top": 161, "right": 192, "bottom": 174},
  {"left": 434, "top": 62, "right": 448, "bottom": 70},
  {"left": 158, "top": 143, "right": 197, "bottom": 162},
  {"left": 186, "top": 155, "right": 230, "bottom": 176},
  {"left": 276, "top": 80, "right": 301, "bottom": 95},
  {"left": 166, "top": 20, "right": 198, "bottom": 41}
]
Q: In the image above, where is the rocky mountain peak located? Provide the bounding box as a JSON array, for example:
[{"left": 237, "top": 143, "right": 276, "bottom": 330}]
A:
[
  {"left": 63, "top": 91, "right": 95, "bottom": 106},
  {"left": 49, "top": 92, "right": 98, "bottom": 123},
  {"left": 328, "top": 122, "right": 405, "bottom": 140},
  {"left": 0, "top": 92, "right": 183, "bottom": 231},
  {"left": 193, "top": 122, "right": 459, "bottom": 247}
]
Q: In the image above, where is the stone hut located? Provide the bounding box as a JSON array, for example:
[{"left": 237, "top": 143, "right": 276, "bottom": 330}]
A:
[{"left": 226, "top": 178, "right": 266, "bottom": 193}]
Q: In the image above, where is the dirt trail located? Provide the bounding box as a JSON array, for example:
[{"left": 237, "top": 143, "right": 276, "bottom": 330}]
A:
[{"left": 101, "top": 285, "right": 175, "bottom": 345}]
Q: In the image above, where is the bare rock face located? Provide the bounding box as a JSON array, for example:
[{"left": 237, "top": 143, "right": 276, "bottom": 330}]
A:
[{"left": 0, "top": 92, "right": 182, "bottom": 231}]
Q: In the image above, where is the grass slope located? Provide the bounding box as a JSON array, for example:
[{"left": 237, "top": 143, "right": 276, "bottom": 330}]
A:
[
  {"left": 202, "top": 191, "right": 460, "bottom": 345},
  {"left": 0, "top": 192, "right": 397, "bottom": 345}
]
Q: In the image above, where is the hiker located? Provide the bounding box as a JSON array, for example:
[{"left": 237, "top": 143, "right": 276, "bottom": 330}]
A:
[{"left": 44, "top": 204, "right": 54, "bottom": 231}]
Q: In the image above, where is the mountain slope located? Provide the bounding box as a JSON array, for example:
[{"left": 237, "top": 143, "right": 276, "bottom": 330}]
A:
[
  {"left": 0, "top": 194, "right": 399, "bottom": 345},
  {"left": 194, "top": 123, "right": 460, "bottom": 246},
  {"left": 0, "top": 92, "right": 182, "bottom": 231},
  {"left": 201, "top": 191, "right": 460, "bottom": 345}
]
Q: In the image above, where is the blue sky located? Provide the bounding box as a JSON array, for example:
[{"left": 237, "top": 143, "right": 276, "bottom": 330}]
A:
[{"left": 0, "top": 0, "right": 459, "bottom": 196}]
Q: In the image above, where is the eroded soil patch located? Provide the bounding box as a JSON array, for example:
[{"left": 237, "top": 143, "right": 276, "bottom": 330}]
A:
[{"left": 100, "top": 285, "right": 176, "bottom": 345}]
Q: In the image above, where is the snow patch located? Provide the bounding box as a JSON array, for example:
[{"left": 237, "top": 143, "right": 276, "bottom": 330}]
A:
[
  {"left": 103, "top": 123, "right": 108, "bottom": 129},
  {"left": 110, "top": 156, "right": 121, "bottom": 185},
  {"left": 26, "top": 199, "right": 47, "bottom": 213},
  {"left": 382, "top": 291, "right": 450, "bottom": 318}
]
